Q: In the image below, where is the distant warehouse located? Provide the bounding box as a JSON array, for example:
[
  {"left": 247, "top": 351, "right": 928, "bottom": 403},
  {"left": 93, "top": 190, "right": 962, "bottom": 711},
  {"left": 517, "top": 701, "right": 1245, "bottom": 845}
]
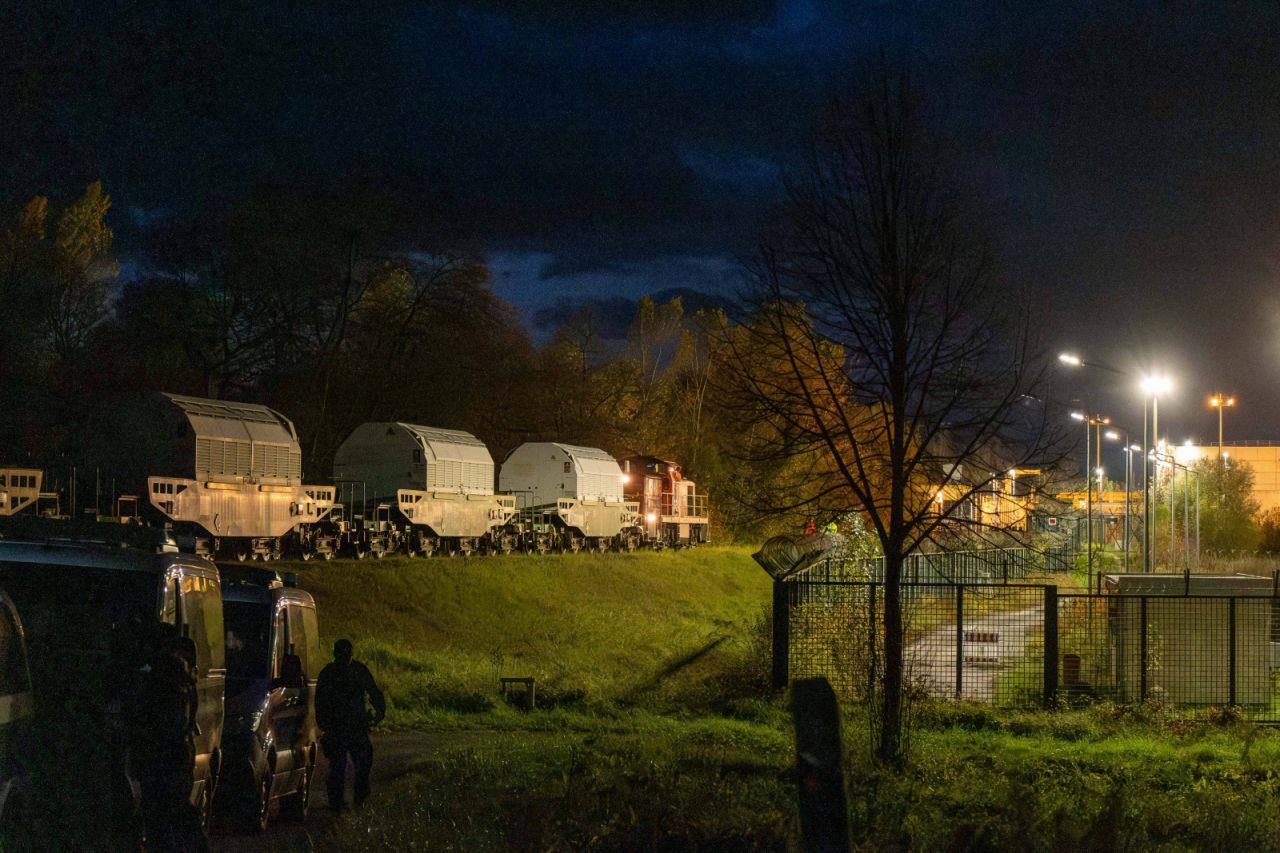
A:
[{"left": 1172, "top": 442, "right": 1280, "bottom": 512}]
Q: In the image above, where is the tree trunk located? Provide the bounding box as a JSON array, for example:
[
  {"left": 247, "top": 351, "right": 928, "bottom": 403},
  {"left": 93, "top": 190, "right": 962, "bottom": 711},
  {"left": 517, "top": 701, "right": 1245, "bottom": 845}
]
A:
[{"left": 878, "top": 548, "right": 904, "bottom": 764}]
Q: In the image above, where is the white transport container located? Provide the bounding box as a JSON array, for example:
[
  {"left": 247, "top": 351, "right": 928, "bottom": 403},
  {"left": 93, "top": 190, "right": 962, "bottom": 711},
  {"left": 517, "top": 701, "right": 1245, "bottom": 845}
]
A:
[
  {"left": 146, "top": 394, "right": 334, "bottom": 558},
  {"left": 499, "top": 443, "right": 640, "bottom": 544},
  {"left": 332, "top": 423, "right": 516, "bottom": 550}
]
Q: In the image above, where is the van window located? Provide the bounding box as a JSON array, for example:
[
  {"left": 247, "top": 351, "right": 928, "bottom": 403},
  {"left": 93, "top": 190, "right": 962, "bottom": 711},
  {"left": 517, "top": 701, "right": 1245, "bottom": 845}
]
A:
[
  {"left": 0, "top": 603, "right": 29, "bottom": 696},
  {"left": 0, "top": 564, "right": 157, "bottom": 706},
  {"left": 301, "top": 606, "right": 321, "bottom": 674},
  {"left": 287, "top": 603, "right": 319, "bottom": 679},
  {"left": 180, "top": 572, "right": 224, "bottom": 674},
  {"left": 272, "top": 607, "right": 288, "bottom": 680},
  {"left": 224, "top": 600, "right": 271, "bottom": 684}
]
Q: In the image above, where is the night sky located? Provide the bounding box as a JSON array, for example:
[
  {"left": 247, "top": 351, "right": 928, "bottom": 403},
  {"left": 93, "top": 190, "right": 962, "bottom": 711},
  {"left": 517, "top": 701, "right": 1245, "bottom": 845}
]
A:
[{"left": 6, "top": 1, "right": 1280, "bottom": 459}]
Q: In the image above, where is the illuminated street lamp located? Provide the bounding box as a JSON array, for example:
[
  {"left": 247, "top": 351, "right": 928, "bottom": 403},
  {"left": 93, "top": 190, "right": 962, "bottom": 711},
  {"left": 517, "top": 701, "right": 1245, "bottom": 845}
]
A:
[
  {"left": 1071, "top": 410, "right": 1111, "bottom": 587},
  {"left": 1208, "top": 393, "right": 1236, "bottom": 458},
  {"left": 1059, "top": 352, "right": 1172, "bottom": 574}
]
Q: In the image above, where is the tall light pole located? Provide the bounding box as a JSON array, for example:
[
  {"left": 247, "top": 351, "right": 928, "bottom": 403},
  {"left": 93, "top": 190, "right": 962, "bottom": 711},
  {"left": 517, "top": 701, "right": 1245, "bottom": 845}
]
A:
[
  {"left": 1140, "top": 375, "right": 1172, "bottom": 572},
  {"left": 1208, "top": 393, "right": 1236, "bottom": 459},
  {"left": 1072, "top": 410, "right": 1111, "bottom": 589},
  {"left": 1106, "top": 427, "right": 1137, "bottom": 571}
]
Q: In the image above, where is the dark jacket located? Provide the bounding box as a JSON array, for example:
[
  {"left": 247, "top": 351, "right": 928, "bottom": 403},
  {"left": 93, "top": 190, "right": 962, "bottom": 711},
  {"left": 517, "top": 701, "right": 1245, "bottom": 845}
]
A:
[{"left": 315, "top": 660, "right": 385, "bottom": 736}]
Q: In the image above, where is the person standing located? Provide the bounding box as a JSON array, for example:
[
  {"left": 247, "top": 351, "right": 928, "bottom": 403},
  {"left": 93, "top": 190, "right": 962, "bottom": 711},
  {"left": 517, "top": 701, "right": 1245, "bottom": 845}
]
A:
[
  {"left": 131, "top": 625, "right": 207, "bottom": 852},
  {"left": 315, "top": 638, "right": 386, "bottom": 813}
]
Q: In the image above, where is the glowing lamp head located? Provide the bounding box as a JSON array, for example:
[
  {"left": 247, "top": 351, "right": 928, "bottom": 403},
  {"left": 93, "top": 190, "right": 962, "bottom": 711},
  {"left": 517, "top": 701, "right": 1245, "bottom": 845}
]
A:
[
  {"left": 1070, "top": 411, "right": 1085, "bottom": 421},
  {"left": 1141, "top": 374, "right": 1172, "bottom": 395},
  {"left": 645, "top": 512, "right": 657, "bottom": 523},
  {"left": 620, "top": 473, "right": 630, "bottom": 484},
  {"left": 1104, "top": 430, "right": 1119, "bottom": 441},
  {"left": 1058, "top": 353, "right": 1082, "bottom": 366}
]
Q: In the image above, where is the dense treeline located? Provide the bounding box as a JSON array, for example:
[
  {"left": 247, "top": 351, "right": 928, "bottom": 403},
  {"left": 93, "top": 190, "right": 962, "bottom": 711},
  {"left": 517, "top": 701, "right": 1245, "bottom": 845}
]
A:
[{"left": 0, "top": 182, "right": 829, "bottom": 540}]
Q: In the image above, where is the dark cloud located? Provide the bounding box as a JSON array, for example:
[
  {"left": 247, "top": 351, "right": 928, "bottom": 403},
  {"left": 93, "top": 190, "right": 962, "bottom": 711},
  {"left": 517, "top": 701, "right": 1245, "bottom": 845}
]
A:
[{"left": 7, "top": 0, "right": 1280, "bottom": 444}]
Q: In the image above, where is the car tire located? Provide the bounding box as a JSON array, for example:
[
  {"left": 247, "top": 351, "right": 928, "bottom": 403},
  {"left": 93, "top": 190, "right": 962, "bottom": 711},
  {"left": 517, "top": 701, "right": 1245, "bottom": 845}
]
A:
[
  {"left": 0, "top": 790, "right": 25, "bottom": 849},
  {"left": 281, "top": 757, "right": 312, "bottom": 821},
  {"left": 240, "top": 771, "right": 271, "bottom": 834}
]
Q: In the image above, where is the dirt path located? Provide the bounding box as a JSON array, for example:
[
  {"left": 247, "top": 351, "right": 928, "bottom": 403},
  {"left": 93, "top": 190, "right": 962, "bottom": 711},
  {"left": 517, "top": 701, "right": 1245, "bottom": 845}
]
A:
[
  {"left": 906, "top": 607, "right": 1043, "bottom": 700},
  {"left": 211, "top": 728, "right": 520, "bottom": 852}
]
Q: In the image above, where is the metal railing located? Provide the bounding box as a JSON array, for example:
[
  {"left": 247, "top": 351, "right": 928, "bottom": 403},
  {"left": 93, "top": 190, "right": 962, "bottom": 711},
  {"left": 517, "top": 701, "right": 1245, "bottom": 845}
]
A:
[{"left": 791, "top": 544, "right": 1076, "bottom": 585}]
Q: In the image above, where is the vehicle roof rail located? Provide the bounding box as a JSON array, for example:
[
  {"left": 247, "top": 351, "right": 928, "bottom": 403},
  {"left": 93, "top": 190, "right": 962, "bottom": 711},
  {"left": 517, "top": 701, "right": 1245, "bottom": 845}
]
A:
[{"left": 0, "top": 516, "right": 178, "bottom": 554}]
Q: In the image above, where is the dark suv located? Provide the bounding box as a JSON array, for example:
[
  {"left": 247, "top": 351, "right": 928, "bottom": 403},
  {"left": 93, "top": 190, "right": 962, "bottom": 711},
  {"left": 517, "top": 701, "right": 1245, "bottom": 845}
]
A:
[{"left": 220, "top": 566, "right": 320, "bottom": 831}]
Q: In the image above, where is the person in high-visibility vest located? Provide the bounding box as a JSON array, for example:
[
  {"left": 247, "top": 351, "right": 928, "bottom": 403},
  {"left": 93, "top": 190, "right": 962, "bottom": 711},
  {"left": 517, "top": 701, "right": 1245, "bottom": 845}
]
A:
[{"left": 823, "top": 520, "right": 838, "bottom": 535}]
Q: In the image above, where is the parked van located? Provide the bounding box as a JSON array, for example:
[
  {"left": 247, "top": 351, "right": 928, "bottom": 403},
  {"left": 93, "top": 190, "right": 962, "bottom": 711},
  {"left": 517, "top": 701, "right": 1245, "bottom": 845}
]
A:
[
  {"left": 0, "top": 533, "right": 225, "bottom": 845},
  {"left": 0, "top": 586, "right": 33, "bottom": 843},
  {"left": 220, "top": 565, "right": 320, "bottom": 831}
]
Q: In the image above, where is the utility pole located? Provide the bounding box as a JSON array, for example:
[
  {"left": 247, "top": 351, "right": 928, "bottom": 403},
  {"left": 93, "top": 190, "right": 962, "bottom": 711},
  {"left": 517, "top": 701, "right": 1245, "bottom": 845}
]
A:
[{"left": 1209, "top": 394, "right": 1236, "bottom": 459}]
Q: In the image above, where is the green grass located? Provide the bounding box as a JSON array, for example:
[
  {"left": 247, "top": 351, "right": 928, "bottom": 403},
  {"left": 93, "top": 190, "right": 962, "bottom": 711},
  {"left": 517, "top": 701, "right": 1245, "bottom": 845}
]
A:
[
  {"left": 265, "top": 547, "right": 1280, "bottom": 851},
  {"left": 280, "top": 546, "right": 772, "bottom": 725},
  {"left": 303, "top": 702, "right": 1280, "bottom": 852}
]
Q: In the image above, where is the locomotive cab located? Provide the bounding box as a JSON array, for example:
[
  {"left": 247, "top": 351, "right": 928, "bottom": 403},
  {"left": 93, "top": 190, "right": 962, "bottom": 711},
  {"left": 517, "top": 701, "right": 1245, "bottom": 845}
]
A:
[{"left": 620, "top": 456, "right": 710, "bottom": 548}]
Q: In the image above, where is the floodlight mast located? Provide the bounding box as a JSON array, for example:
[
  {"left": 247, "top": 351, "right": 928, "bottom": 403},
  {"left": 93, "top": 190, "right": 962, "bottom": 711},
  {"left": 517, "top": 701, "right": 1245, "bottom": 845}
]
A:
[{"left": 1059, "top": 351, "right": 1172, "bottom": 573}]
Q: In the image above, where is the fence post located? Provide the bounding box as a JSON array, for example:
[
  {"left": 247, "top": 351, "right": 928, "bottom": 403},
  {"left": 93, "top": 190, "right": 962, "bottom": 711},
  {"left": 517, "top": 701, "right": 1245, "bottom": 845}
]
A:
[
  {"left": 772, "top": 579, "right": 791, "bottom": 692},
  {"left": 1043, "top": 585, "right": 1058, "bottom": 708},
  {"left": 868, "top": 583, "right": 878, "bottom": 701},
  {"left": 955, "top": 585, "right": 965, "bottom": 698},
  {"left": 1229, "top": 597, "right": 1237, "bottom": 707},
  {"left": 1139, "top": 596, "right": 1148, "bottom": 702}
]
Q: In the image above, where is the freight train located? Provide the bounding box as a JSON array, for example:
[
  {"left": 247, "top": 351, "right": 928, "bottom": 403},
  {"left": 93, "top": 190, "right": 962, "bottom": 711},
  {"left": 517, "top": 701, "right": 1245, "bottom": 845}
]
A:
[{"left": 1, "top": 392, "right": 710, "bottom": 560}]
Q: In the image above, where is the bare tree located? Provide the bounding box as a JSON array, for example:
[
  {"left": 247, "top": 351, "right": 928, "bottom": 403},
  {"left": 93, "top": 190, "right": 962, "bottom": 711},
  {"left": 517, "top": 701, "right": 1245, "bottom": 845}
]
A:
[{"left": 721, "top": 70, "right": 1068, "bottom": 763}]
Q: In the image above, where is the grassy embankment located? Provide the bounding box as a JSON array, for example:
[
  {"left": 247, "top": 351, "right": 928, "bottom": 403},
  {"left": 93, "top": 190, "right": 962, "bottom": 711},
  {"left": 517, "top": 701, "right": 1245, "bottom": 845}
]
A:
[
  {"left": 275, "top": 548, "right": 1280, "bottom": 851},
  {"left": 284, "top": 546, "right": 773, "bottom": 726}
]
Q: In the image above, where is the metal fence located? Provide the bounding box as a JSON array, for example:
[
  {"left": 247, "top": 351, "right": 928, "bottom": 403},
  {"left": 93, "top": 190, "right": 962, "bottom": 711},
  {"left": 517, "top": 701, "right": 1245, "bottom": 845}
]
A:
[
  {"left": 775, "top": 578, "right": 1280, "bottom": 720},
  {"left": 794, "top": 544, "right": 1076, "bottom": 586}
]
